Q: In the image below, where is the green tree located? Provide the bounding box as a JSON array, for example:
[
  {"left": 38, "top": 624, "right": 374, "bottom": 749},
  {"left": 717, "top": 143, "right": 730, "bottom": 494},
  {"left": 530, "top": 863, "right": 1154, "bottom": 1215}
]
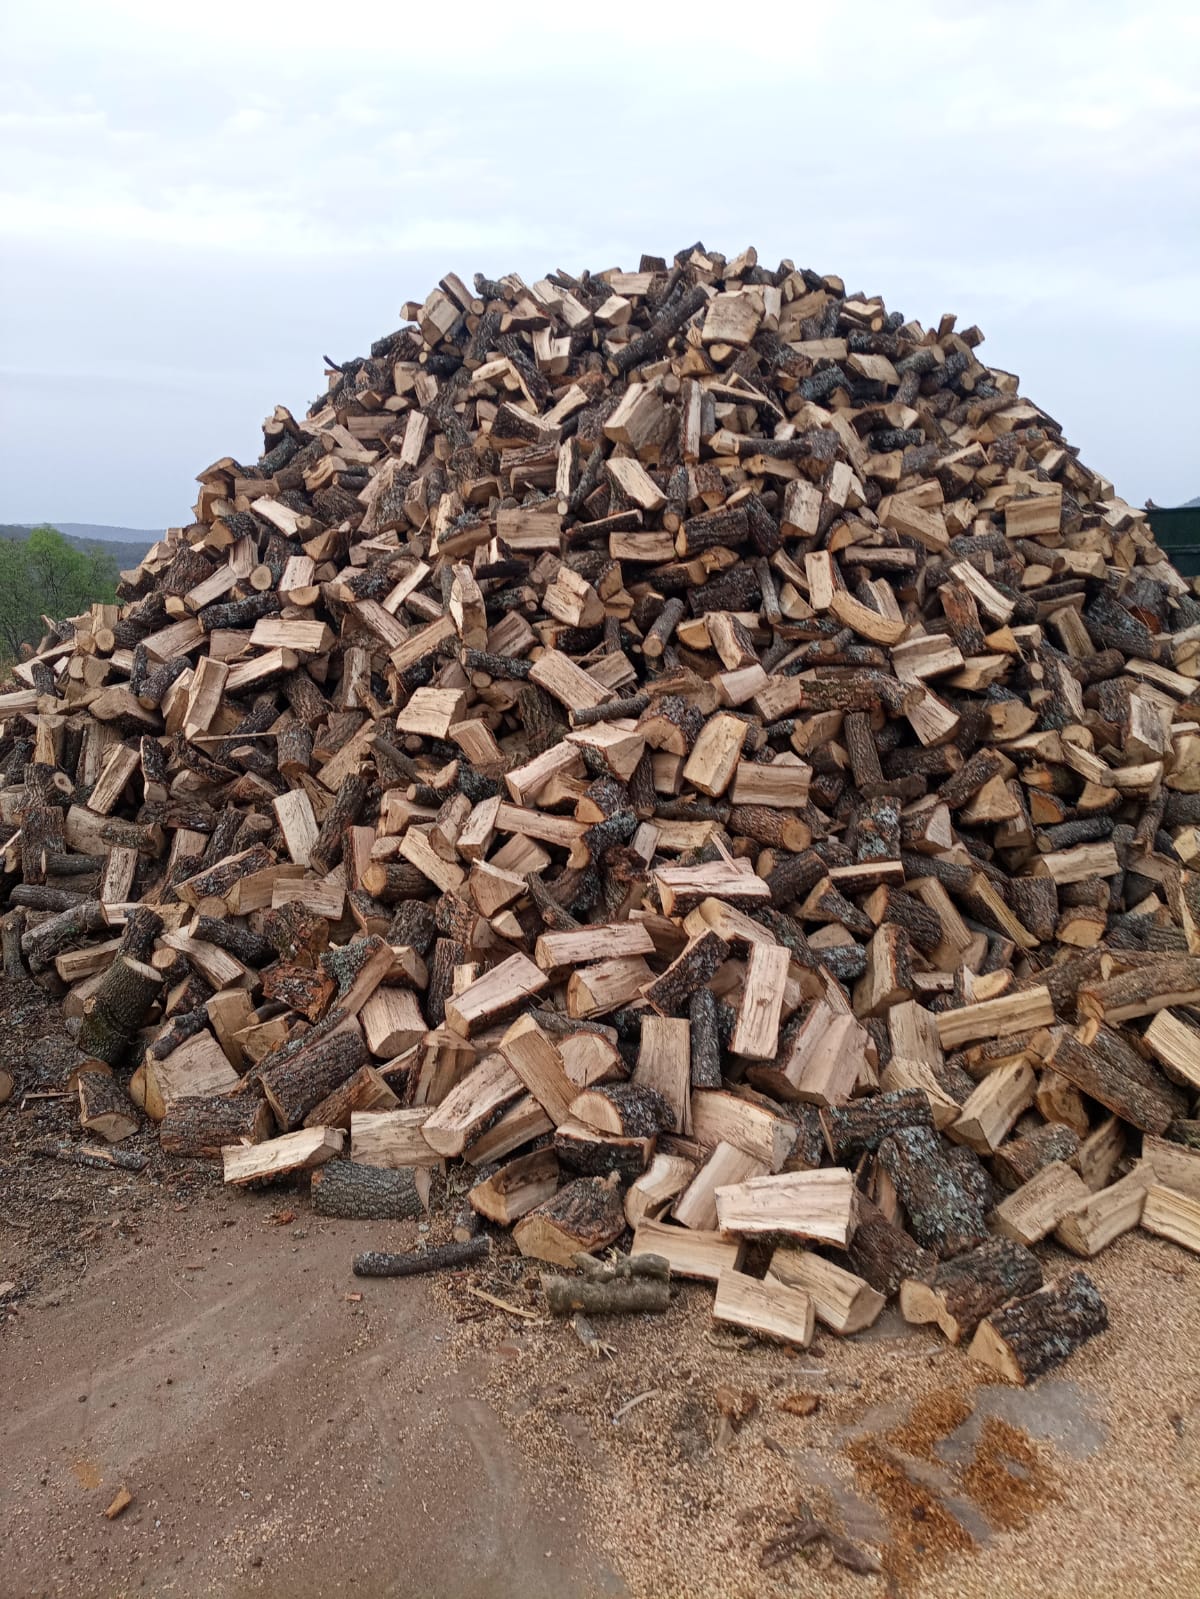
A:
[{"left": 0, "top": 525, "right": 118, "bottom": 667}]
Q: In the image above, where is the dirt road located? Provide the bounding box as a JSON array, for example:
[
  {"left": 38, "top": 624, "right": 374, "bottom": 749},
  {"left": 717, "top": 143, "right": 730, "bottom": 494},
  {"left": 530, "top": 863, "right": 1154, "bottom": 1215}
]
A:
[{"left": 2, "top": 1196, "right": 625, "bottom": 1599}]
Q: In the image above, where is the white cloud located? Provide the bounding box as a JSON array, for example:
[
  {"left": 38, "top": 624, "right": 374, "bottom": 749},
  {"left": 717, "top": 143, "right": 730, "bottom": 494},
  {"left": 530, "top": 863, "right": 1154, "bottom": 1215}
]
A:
[{"left": 0, "top": 0, "right": 1198, "bottom": 520}]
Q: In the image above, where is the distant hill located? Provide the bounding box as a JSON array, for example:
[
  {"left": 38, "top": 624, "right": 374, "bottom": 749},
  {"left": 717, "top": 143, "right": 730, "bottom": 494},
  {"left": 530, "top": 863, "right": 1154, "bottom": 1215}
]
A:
[
  {"left": 1, "top": 522, "right": 154, "bottom": 574},
  {"left": 1185, "top": 497, "right": 1200, "bottom": 509}
]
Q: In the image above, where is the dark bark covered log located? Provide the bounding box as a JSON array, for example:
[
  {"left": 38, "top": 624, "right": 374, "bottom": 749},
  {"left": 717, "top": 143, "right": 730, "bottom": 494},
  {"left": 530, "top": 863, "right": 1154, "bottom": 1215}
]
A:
[
  {"left": 728, "top": 806, "right": 809, "bottom": 852},
  {"left": 259, "top": 1028, "right": 368, "bottom": 1130},
  {"left": 311, "top": 1160, "right": 426, "bottom": 1220},
  {"left": 572, "top": 1082, "right": 673, "bottom": 1138},
  {"left": 360, "top": 859, "right": 433, "bottom": 904},
  {"left": 285, "top": 669, "right": 332, "bottom": 727},
  {"left": 637, "top": 695, "right": 703, "bottom": 755},
  {"left": 181, "top": 844, "right": 273, "bottom": 909},
  {"left": 901, "top": 1237, "right": 1044, "bottom": 1343},
  {"left": 20, "top": 797, "right": 65, "bottom": 887},
  {"left": 877, "top": 1124, "right": 989, "bottom": 1257},
  {"left": 44, "top": 851, "right": 103, "bottom": 877},
  {"left": 191, "top": 914, "right": 275, "bottom": 968},
  {"left": 868, "top": 887, "right": 942, "bottom": 954},
  {"left": 947, "top": 578, "right": 992, "bottom": 652},
  {"left": 119, "top": 906, "right": 163, "bottom": 963},
  {"left": 571, "top": 694, "right": 651, "bottom": 728},
  {"left": 939, "top": 749, "right": 1006, "bottom": 810},
  {"left": 689, "top": 985, "right": 723, "bottom": 1089},
  {"left": 843, "top": 711, "right": 884, "bottom": 790},
  {"left": 1043, "top": 1027, "right": 1179, "bottom": 1135},
  {"left": 968, "top": 1268, "right": 1108, "bottom": 1383},
  {"left": 553, "top": 1124, "right": 652, "bottom": 1181},
  {"left": 77, "top": 1069, "right": 139, "bottom": 1142},
  {"left": 29, "top": 1138, "right": 149, "bottom": 1172},
  {"left": 353, "top": 1236, "right": 489, "bottom": 1277},
  {"left": 641, "top": 930, "right": 728, "bottom": 1015},
  {"left": 846, "top": 1195, "right": 937, "bottom": 1299},
  {"left": 1, "top": 907, "right": 27, "bottom": 980},
  {"left": 149, "top": 1006, "right": 209, "bottom": 1060},
  {"left": 942, "top": 1139, "right": 995, "bottom": 1211},
  {"left": 820, "top": 1088, "right": 933, "bottom": 1163},
  {"left": 643, "top": 597, "right": 685, "bottom": 659},
  {"left": 1007, "top": 877, "right": 1059, "bottom": 944},
  {"left": 262, "top": 900, "right": 331, "bottom": 964},
  {"left": 75, "top": 955, "right": 163, "bottom": 1064},
  {"left": 310, "top": 771, "right": 370, "bottom": 874},
  {"left": 199, "top": 591, "right": 282, "bottom": 632},
  {"left": 512, "top": 1174, "right": 626, "bottom": 1266},
  {"left": 992, "top": 1122, "right": 1081, "bottom": 1190},
  {"left": 276, "top": 721, "right": 313, "bottom": 779},
  {"left": 159, "top": 1093, "right": 273, "bottom": 1157},
  {"left": 386, "top": 898, "right": 438, "bottom": 954},
  {"left": 19, "top": 897, "right": 106, "bottom": 971},
  {"left": 542, "top": 1274, "right": 670, "bottom": 1316},
  {"left": 765, "top": 848, "right": 827, "bottom": 907},
  {"left": 426, "top": 937, "right": 464, "bottom": 1027},
  {"left": 262, "top": 959, "right": 336, "bottom": 1022},
  {"left": 611, "top": 283, "right": 707, "bottom": 375}
]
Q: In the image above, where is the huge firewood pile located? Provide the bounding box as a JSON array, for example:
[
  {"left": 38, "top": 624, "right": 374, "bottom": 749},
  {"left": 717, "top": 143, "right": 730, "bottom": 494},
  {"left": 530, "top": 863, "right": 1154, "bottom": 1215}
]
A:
[{"left": 2, "top": 243, "right": 1198, "bottom": 1381}]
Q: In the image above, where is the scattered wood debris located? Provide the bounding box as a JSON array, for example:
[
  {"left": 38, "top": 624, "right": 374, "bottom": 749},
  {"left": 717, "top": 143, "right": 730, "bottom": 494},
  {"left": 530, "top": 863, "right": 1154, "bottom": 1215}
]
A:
[{"left": 3, "top": 241, "right": 1199, "bottom": 1389}]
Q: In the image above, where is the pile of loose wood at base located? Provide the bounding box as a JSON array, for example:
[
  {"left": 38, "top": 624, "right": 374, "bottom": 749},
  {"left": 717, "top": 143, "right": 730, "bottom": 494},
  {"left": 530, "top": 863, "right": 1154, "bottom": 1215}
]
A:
[{"left": 3, "top": 240, "right": 1200, "bottom": 1385}]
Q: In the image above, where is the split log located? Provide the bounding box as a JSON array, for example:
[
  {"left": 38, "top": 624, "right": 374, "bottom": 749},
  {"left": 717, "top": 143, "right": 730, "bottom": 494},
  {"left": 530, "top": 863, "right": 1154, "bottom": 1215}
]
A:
[
  {"left": 1140, "top": 1184, "right": 1200, "bottom": 1254},
  {"left": 876, "top": 1125, "right": 988, "bottom": 1256},
  {"left": 259, "top": 1029, "right": 368, "bottom": 1130},
  {"left": 222, "top": 1126, "right": 344, "bottom": 1186},
  {"left": 470, "top": 1149, "right": 560, "bottom": 1226},
  {"left": 712, "top": 1269, "right": 814, "bottom": 1348},
  {"left": 75, "top": 956, "right": 163, "bottom": 1065},
  {"left": 311, "top": 1161, "right": 427, "bottom": 1220},
  {"left": 767, "top": 1248, "right": 885, "bottom": 1334},
  {"left": 160, "top": 1093, "right": 273, "bottom": 1158},
  {"left": 967, "top": 1269, "right": 1108, "bottom": 1383},
  {"left": 512, "top": 1174, "right": 626, "bottom": 1266},
  {"left": 990, "top": 1160, "right": 1091, "bottom": 1246},
  {"left": 77, "top": 1069, "right": 139, "bottom": 1143},
  {"left": 715, "top": 1168, "right": 858, "bottom": 1247},
  {"left": 900, "top": 1238, "right": 1043, "bottom": 1342}
]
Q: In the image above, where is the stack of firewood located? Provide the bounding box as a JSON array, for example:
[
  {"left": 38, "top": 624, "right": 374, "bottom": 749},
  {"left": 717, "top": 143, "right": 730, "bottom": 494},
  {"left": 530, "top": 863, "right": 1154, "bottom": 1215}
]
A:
[{"left": 2, "top": 242, "right": 1198, "bottom": 1384}]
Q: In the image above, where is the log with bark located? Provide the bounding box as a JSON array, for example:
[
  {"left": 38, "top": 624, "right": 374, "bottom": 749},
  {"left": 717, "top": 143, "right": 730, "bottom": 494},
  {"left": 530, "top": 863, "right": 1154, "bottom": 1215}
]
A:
[
  {"left": 311, "top": 1160, "right": 428, "bottom": 1220},
  {"left": 967, "top": 1269, "right": 1108, "bottom": 1383}
]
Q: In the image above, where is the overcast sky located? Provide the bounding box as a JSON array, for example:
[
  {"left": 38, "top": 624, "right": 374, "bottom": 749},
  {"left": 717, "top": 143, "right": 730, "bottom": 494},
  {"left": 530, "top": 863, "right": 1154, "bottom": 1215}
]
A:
[{"left": 1, "top": 1, "right": 1197, "bottom": 531}]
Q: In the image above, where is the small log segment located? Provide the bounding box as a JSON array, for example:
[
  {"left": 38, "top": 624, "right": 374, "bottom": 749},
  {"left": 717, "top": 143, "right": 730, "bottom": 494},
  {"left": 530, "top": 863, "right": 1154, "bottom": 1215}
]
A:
[
  {"left": 877, "top": 1126, "right": 988, "bottom": 1257},
  {"left": 900, "top": 1238, "right": 1044, "bottom": 1342},
  {"left": 352, "top": 1237, "right": 489, "bottom": 1277},
  {"left": 75, "top": 956, "right": 163, "bottom": 1066},
  {"left": 846, "top": 1196, "right": 937, "bottom": 1299},
  {"left": 77, "top": 1069, "right": 139, "bottom": 1143},
  {"left": 160, "top": 1093, "right": 273, "bottom": 1158},
  {"left": 967, "top": 1269, "right": 1109, "bottom": 1383},
  {"left": 311, "top": 1161, "right": 427, "bottom": 1220},
  {"left": 259, "top": 1029, "right": 368, "bottom": 1131},
  {"left": 542, "top": 1254, "right": 672, "bottom": 1317},
  {"left": 512, "top": 1174, "right": 626, "bottom": 1266}
]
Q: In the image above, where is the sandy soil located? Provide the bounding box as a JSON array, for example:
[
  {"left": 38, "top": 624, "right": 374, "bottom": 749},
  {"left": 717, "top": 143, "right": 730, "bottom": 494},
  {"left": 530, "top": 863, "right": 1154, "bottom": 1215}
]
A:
[{"left": 2, "top": 979, "right": 1198, "bottom": 1599}]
